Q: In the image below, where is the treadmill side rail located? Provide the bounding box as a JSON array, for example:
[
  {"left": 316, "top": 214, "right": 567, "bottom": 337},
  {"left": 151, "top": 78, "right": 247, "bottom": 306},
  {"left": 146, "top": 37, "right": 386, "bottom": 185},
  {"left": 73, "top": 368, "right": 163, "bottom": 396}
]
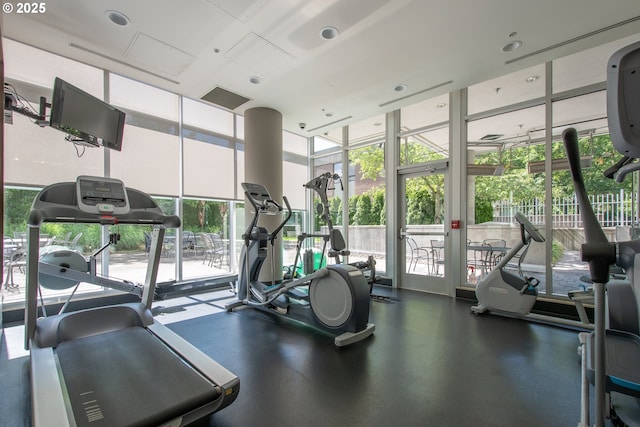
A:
[
  {"left": 30, "top": 343, "right": 72, "bottom": 427},
  {"left": 148, "top": 322, "right": 240, "bottom": 411}
]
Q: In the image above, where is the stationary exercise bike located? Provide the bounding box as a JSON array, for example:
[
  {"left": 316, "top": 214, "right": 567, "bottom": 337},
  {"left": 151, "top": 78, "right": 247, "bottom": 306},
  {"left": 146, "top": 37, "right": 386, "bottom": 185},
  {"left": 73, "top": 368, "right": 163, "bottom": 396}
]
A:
[
  {"left": 225, "top": 183, "right": 375, "bottom": 347},
  {"left": 470, "top": 211, "right": 545, "bottom": 316}
]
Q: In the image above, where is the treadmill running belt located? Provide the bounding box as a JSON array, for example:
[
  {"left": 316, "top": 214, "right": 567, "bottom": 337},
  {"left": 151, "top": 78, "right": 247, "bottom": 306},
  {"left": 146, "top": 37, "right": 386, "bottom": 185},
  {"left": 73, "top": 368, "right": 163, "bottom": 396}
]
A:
[{"left": 55, "top": 326, "right": 220, "bottom": 426}]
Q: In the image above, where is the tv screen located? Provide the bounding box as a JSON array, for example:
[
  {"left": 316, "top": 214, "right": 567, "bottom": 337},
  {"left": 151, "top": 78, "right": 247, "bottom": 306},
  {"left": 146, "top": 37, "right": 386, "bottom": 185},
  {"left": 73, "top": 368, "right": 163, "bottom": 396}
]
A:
[{"left": 49, "top": 77, "right": 126, "bottom": 151}]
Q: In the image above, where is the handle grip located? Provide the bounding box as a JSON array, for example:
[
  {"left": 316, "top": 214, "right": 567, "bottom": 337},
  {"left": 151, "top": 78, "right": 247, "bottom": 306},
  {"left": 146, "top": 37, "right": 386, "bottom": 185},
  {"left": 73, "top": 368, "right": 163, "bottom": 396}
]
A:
[{"left": 562, "top": 127, "right": 615, "bottom": 283}]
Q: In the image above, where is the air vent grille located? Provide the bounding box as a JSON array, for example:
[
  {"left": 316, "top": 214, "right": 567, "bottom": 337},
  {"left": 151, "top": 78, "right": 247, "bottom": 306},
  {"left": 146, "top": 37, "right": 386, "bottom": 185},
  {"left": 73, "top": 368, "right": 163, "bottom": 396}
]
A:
[{"left": 201, "top": 87, "right": 251, "bottom": 110}]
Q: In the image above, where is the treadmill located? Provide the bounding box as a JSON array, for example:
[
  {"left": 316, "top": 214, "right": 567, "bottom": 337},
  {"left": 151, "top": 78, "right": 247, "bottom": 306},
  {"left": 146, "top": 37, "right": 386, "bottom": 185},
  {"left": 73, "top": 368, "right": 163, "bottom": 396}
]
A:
[{"left": 25, "top": 175, "right": 239, "bottom": 427}]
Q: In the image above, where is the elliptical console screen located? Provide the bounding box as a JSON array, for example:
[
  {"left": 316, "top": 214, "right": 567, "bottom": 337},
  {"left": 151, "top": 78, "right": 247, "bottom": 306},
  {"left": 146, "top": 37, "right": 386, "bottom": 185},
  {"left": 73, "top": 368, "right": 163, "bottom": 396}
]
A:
[{"left": 76, "top": 175, "right": 130, "bottom": 215}]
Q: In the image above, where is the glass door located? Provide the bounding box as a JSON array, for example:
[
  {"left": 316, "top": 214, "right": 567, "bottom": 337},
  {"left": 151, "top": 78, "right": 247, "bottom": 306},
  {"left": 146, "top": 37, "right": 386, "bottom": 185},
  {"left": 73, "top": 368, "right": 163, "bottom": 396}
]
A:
[{"left": 398, "top": 163, "right": 449, "bottom": 294}]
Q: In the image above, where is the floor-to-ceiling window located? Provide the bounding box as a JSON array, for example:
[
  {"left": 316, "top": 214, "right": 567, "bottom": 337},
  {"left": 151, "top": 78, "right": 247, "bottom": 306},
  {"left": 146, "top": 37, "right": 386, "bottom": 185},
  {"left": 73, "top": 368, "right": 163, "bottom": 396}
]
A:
[
  {"left": 1, "top": 39, "right": 303, "bottom": 311},
  {"left": 463, "top": 32, "right": 640, "bottom": 298},
  {"left": 347, "top": 115, "right": 387, "bottom": 271}
]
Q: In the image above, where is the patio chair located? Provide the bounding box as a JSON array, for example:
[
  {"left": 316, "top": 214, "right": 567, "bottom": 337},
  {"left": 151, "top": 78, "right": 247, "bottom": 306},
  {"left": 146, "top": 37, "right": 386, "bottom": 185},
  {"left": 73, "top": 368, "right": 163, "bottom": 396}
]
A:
[
  {"left": 208, "top": 233, "right": 228, "bottom": 268},
  {"left": 197, "top": 232, "right": 216, "bottom": 266},
  {"left": 406, "top": 237, "right": 431, "bottom": 273},
  {"left": 467, "top": 241, "right": 493, "bottom": 280},
  {"left": 483, "top": 238, "right": 507, "bottom": 268},
  {"left": 430, "top": 240, "right": 445, "bottom": 276}
]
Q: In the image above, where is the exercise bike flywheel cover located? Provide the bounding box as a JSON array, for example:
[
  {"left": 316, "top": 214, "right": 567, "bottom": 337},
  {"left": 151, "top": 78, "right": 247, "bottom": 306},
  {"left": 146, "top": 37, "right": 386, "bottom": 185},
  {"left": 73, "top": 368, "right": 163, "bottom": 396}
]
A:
[
  {"left": 39, "top": 249, "right": 88, "bottom": 290},
  {"left": 309, "top": 268, "right": 353, "bottom": 328}
]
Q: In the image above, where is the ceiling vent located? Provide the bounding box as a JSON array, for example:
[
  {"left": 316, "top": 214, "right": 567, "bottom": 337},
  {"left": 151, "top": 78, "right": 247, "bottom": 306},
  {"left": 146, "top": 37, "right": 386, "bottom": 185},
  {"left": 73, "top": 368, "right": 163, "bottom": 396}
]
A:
[
  {"left": 201, "top": 86, "right": 251, "bottom": 110},
  {"left": 479, "top": 134, "right": 504, "bottom": 141}
]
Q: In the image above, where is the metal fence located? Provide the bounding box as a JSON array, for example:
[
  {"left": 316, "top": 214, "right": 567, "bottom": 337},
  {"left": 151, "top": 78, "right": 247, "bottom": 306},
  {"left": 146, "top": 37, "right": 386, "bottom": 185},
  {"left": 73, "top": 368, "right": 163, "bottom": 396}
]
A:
[{"left": 493, "top": 189, "right": 636, "bottom": 227}]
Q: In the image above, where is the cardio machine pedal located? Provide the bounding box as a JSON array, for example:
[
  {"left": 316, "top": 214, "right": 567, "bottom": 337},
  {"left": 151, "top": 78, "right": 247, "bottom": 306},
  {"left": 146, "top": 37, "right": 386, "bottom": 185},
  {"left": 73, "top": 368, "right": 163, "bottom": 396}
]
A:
[
  {"left": 270, "top": 294, "right": 290, "bottom": 313},
  {"left": 286, "top": 287, "right": 309, "bottom": 301}
]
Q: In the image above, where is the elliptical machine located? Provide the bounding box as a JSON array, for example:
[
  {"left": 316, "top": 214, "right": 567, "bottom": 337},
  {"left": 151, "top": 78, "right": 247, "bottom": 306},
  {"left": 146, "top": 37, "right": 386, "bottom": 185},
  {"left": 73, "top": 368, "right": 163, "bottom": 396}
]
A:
[
  {"left": 225, "top": 183, "right": 375, "bottom": 347},
  {"left": 286, "top": 172, "right": 378, "bottom": 286},
  {"left": 471, "top": 211, "right": 545, "bottom": 316}
]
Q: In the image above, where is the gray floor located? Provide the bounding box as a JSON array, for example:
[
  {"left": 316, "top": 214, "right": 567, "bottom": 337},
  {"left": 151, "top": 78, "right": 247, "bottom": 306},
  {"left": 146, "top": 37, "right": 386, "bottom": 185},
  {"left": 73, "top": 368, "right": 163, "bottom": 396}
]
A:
[{"left": 1, "top": 287, "right": 588, "bottom": 427}]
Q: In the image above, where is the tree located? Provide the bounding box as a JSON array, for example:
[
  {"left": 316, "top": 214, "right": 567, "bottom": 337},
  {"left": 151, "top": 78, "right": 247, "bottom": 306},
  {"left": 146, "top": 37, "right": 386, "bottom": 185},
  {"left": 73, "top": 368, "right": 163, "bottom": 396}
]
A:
[
  {"left": 371, "top": 190, "right": 386, "bottom": 225},
  {"left": 473, "top": 134, "right": 632, "bottom": 205},
  {"left": 348, "top": 194, "right": 359, "bottom": 224},
  {"left": 353, "top": 194, "right": 373, "bottom": 225},
  {"left": 349, "top": 140, "right": 447, "bottom": 224}
]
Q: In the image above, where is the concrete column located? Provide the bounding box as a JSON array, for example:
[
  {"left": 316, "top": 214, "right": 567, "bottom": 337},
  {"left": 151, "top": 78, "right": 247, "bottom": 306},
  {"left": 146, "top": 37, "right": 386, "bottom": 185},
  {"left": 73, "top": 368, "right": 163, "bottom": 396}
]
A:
[{"left": 244, "top": 107, "right": 283, "bottom": 282}]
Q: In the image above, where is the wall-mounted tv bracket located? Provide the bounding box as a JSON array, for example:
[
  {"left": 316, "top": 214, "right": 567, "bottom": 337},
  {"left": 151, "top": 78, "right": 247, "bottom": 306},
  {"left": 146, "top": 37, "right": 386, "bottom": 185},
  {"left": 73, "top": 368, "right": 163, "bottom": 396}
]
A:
[{"left": 4, "top": 83, "right": 48, "bottom": 126}]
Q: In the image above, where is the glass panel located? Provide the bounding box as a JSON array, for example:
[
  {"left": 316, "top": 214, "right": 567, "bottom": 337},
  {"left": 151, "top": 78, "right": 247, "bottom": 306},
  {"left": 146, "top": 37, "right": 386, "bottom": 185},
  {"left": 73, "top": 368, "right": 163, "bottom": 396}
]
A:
[
  {"left": 347, "top": 144, "right": 386, "bottom": 272},
  {"left": 283, "top": 161, "right": 308, "bottom": 210},
  {"left": 348, "top": 115, "right": 385, "bottom": 145},
  {"left": 467, "top": 106, "right": 546, "bottom": 287},
  {"left": 314, "top": 135, "right": 341, "bottom": 153},
  {"left": 404, "top": 174, "right": 446, "bottom": 278},
  {"left": 401, "top": 94, "right": 449, "bottom": 130},
  {"left": 552, "top": 91, "right": 607, "bottom": 137},
  {"left": 400, "top": 126, "right": 449, "bottom": 165},
  {"left": 5, "top": 114, "right": 104, "bottom": 185},
  {"left": 236, "top": 143, "right": 245, "bottom": 197},
  {"left": 109, "top": 74, "right": 179, "bottom": 121},
  {"left": 183, "top": 134, "right": 234, "bottom": 199},
  {"left": 110, "top": 122, "right": 180, "bottom": 196},
  {"left": 4, "top": 41, "right": 106, "bottom": 185},
  {"left": 283, "top": 131, "right": 308, "bottom": 156},
  {"left": 236, "top": 116, "right": 245, "bottom": 141},
  {"left": 282, "top": 209, "right": 305, "bottom": 275},
  {"left": 468, "top": 64, "right": 545, "bottom": 115},
  {"left": 467, "top": 105, "right": 546, "bottom": 151},
  {"left": 553, "top": 33, "right": 640, "bottom": 93},
  {"left": 4, "top": 39, "right": 103, "bottom": 95},
  {"left": 181, "top": 199, "right": 233, "bottom": 280},
  {"left": 183, "top": 98, "right": 234, "bottom": 137},
  {"left": 551, "top": 93, "right": 630, "bottom": 296}
]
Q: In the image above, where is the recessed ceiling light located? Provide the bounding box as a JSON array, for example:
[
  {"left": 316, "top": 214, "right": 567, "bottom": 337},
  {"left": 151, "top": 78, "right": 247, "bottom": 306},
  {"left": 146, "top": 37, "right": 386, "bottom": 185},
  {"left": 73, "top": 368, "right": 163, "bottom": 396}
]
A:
[
  {"left": 374, "top": 121, "right": 382, "bottom": 126},
  {"left": 320, "top": 26, "right": 339, "bottom": 40},
  {"left": 501, "top": 40, "right": 523, "bottom": 52},
  {"left": 394, "top": 84, "right": 408, "bottom": 92},
  {"left": 105, "top": 10, "right": 130, "bottom": 26},
  {"left": 249, "top": 76, "right": 262, "bottom": 84},
  {"left": 526, "top": 75, "right": 539, "bottom": 83},
  {"left": 325, "top": 112, "right": 334, "bottom": 118}
]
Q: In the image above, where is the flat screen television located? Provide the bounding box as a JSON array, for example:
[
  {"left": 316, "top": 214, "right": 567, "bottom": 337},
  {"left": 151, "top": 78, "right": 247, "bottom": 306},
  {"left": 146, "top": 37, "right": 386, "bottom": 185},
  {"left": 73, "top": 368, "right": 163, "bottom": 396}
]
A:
[{"left": 49, "top": 77, "right": 126, "bottom": 151}]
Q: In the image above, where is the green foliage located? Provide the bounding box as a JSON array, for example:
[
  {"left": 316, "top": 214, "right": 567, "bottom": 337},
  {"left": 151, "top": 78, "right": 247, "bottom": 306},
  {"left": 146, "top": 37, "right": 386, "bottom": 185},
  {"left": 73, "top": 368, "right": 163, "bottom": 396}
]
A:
[
  {"left": 353, "top": 194, "right": 373, "bottom": 225},
  {"left": 474, "top": 199, "right": 494, "bottom": 224},
  {"left": 473, "top": 134, "right": 631, "bottom": 205},
  {"left": 372, "top": 190, "right": 386, "bottom": 225},
  {"left": 182, "top": 199, "right": 225, "bottom": 235},
  {"left": 349, "top": 145, "right": 384, "bottom": 180},
  {"left": 348, "top": 195, "right": 359, "bottom": 224},
  {"left": 3, "top": 188, "right": 34, "bottom": 236},
  {"left": 406, "top": 187, "right": 436, "bottom": 224},
  {"left": 330, "top": 197, "right": 343, "bottom": 226},
  {"left": 551, "top": 240, "right": 565, "bottom": 265}
]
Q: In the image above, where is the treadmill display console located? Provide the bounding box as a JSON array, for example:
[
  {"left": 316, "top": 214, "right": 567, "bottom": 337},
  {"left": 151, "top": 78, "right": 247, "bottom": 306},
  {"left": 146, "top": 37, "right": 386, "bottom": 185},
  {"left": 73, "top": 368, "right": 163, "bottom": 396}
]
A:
[{"left": 76, "top": 175, "right": 130, "bottom": 215}]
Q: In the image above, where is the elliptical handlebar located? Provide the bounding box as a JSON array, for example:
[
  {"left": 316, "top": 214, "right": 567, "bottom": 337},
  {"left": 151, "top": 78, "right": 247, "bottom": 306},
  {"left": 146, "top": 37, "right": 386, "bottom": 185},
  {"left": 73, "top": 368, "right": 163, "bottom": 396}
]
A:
[
  {"left": 241, "top": 182, "right": 292, "bottom": 246},
  {"left": 270, "top": 196, "right": 292, "bottom": 245},
  {"left": 562, "top": 128, "right": 616, "bottom": 283}
]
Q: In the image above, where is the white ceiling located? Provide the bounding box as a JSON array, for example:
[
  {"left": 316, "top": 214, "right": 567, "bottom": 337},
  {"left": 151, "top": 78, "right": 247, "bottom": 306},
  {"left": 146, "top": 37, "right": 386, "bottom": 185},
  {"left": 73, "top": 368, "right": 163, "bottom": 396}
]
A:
[{"left": 3, "top": 0, "right": 640, "bottom": 138}]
